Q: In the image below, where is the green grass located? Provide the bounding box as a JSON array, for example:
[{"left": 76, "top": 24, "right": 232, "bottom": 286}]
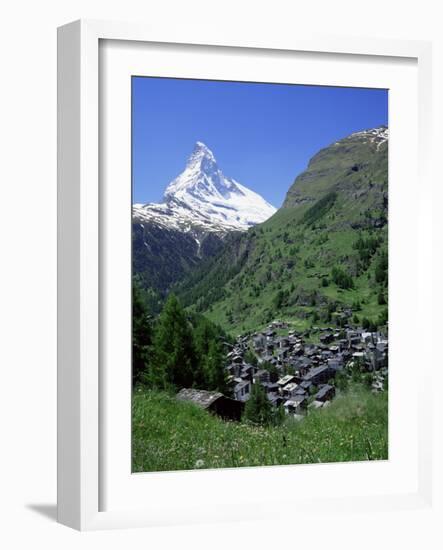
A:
[{"left": 132, "top": 386, "right": 388, "bottom": 472}]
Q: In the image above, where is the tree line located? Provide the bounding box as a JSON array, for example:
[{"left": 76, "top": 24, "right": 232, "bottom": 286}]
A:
[{"left": 133, "top": 282, "right": 230, "bottom": 395}]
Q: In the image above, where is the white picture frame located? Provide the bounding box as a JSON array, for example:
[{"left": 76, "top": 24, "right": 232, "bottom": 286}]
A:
[{"left": 57, "top": 19, "right": 435, "bottom": 532}]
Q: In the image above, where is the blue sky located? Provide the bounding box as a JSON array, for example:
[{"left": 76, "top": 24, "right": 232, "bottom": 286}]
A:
[{"left": 132, "top": 77, "right": 388, "bottom": 207}]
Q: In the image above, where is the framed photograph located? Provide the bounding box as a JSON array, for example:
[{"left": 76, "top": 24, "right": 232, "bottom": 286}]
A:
[{"left": 58, "top": 20, "right": 434, "bottom": 531}]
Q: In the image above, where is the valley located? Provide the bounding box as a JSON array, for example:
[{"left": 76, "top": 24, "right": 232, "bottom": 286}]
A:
[{"left": 132, "top": 126, "right": 389, "bottom": 470}]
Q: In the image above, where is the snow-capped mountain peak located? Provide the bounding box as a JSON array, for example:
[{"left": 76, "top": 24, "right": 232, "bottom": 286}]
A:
[
  {"left": 347, "top": 126, "right": 389, "bottom": 149},
  {"left": 134, "top": 142, "right": 276, "bottom": 233},
  {"left": 165, "top": 141, "right": 242, "bottom": 202}
]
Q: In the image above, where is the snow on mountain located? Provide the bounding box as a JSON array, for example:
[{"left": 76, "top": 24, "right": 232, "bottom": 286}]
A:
[
  {"left": 343, "top": 126, "right": 389, "bottom": 150},
  {"left": 133, "top": 142, "right": 276, "bottom": 234}
]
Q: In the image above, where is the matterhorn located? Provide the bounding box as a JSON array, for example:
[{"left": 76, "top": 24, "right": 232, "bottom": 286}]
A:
[{"left": 133, "top": 141, "right": 276, "bottom": 234}]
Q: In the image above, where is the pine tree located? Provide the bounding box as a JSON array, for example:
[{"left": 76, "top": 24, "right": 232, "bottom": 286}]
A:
[
  {"left": 244, "top": 349, "right": 258, "bottom": 367},
  {"left": 244, "top": 382, "right": 273, "bottom": 426},
  {"left": 262, "top": 361, "right": 279, "bottom": 383},
  {"left": 132, "top": 281, "right": 152, "bottom": 386},
  {"left": 193, "top": 316, "right": 229, "bottom": 394},
  {"left": 150, "top": 294, "right": 196, "bottom": 390}
]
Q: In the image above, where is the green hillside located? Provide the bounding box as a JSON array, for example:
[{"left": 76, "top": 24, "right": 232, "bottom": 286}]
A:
[
  {"left": 176, "top": 128, "right": 388, "bottom": 335},
  {"left": 132, "top": 386, "right": 388, "bottom": 472}
]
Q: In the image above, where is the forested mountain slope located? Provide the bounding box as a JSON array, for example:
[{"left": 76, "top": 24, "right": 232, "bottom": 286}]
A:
[
  {"left": 132, "top": 141, "right": 275, "bottom": 311},
  {"left": 176, "top": 127, "right": 389, "bottom": 334}
]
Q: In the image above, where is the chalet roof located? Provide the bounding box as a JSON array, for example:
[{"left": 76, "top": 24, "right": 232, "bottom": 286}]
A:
[
  {"left": 315, "top": 384, "right": 334, "bottom": 400},
  {"left": 176, "top": 388, "right": 223, "bottom": 409},
  {"left": 299, "top": 357, "right": 313, "bottom": 367},
  {"left": 242, "top": 363, "right": 254, "bottom": 371},
  {"left": 234, "top": 380, "right": 250, "bottom": 391},
  {"left": 303, "top": 365, "right": 329, "bottom": 381},
  {"left": 262, "top": 382, "right": 279, "bottom": 391},
  {"left": 284, "top": 395, "right": 306, "bottom": 406},
  {"left": 283, "top": 382, "right": 299, "bottom": 392},
  {"left": 328, "top": 358, "right": 343, "bottom": 370},
  {"left": 254, "top": 369, "right": 268, "bottom": 377},
  {"left": 267, "top": 393, "right": 281, "bottom": 403},
  {"left": 277, "top": 374, "right": 295, "bottom": 386}
]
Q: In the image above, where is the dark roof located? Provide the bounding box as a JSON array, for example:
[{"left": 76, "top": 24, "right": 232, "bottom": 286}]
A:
[
  {"left": 328, "top": 359, "right": 343, "bottom": 370},
  {"left": 284, "top": 395, "right": 307, "bottom": 406},
  {"left": 303, "top": 365, "right": 330, "bottom": 381},
  {"left": 315, "top": 384, "right": 334, "bottom": 400},
  {"left": 242, "top": 363, "right": 254, "bottom": 371},
  {"left": 254, "top": 369, "right": 268, "bottom": 376},
  {"left": 262, "top": 382, "right": 279, "bottom": 391},
  {"left": 176, "top": 388, "right": 223, "bottom": 409}
]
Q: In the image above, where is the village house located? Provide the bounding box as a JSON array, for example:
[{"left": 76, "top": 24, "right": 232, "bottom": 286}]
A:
[
  {"left": 222, "top": 320, "right": 388, "bottom": 417},
  {"left": 259, "top": 352, "right": 274, "bottom": 364},
  {"left": 281, "top": 382, "right": 300, "bottom": 398},
  {"left": 231, "top": 354, "right": 243, "bottom": 364},
  {"left": 283, "top": 395, "right": 307, "bottom": 415},
  {"left": 320, "top": 332, "right": 334, "bottom": 344},
  {"left": 241, "top": 363, "right": 255, "bottom": 380},
  {"left": 276, "top": 347, "right": 290, "bottom": 361},
  {"left": 302, "top": 365, "right": 332, "bottom": 385},
  {"left": 267, "top": 393, "right": 285, "bottom": 407},
  {"left": 361, "top": 331, "right": 375, "bottom": 345},
  {"left": 269, "top": 320, "right": 288, "bottom": 330},
  {"left": 253, "top": 333, "right": 266, "bottom": 350},
  {"left": 327, "top": 357, "right": 344, "bottom": 371},
  {"left": 347, "top": 330, "right": 362, "bottom": 347},
  {"left": 277, "top": 374, "right": 296, "bottom": 389},
  {"left": 308, "top": 399, "right": 325, "bottom": 410},
  {"left": 262, "top": 382, "right": 279, "bottom": 394},
  {"left": 177, "top": 388, "right": 244, "bottom": 421},
  {"left": 233, "top": 379, "right": 251, "bottom": 402},
  {"left": 368, "top": 346, "right": 388, "bottom": 370},
  {"left": 253, "top": 369, "right": 270, "bottom": 384},
  {"left": 315, "top": 384, "right": 335, "bottom": 402}
]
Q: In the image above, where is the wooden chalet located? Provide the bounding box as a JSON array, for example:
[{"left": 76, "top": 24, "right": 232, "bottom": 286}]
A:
[{"left": 176, "top": 388, "right": 244, "bottom": 421}]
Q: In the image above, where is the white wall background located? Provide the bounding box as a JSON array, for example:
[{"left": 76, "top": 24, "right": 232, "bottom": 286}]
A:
[{"left": 0, "top": 1, "right": 441, "bottom": 547}]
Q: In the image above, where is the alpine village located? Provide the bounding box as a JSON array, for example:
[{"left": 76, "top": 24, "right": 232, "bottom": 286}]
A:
[{"left": 132, "top": 127, "right": 389, "bottom": 472}]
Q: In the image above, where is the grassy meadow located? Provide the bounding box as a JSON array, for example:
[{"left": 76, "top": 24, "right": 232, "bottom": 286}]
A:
[{"left": 132, "top": 384, "right": 388, "bottom": 473}]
